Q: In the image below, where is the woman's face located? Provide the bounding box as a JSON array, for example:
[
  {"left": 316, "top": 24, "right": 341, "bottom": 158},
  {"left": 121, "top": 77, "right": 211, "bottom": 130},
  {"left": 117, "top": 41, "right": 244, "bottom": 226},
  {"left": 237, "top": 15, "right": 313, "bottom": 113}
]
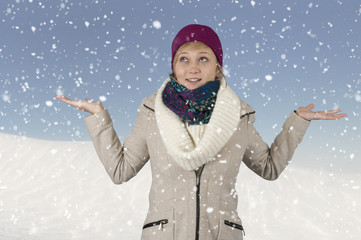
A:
[{"left": 173, "top": 42, "right": 218, "bottom": 90}]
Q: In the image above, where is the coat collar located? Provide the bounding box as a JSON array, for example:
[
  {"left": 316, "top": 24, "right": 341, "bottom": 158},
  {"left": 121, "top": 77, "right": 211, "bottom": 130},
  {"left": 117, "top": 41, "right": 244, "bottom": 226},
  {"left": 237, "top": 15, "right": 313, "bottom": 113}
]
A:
[{"left": 149, "top": 78, "right": 253, "bottom": 171}]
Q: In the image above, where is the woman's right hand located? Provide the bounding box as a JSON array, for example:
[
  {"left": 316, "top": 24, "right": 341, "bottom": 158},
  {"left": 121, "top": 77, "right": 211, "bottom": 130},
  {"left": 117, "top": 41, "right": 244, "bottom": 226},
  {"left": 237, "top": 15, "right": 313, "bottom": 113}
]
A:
[{"left": 54, "top": 95, "right": 104, "bottom": 114}]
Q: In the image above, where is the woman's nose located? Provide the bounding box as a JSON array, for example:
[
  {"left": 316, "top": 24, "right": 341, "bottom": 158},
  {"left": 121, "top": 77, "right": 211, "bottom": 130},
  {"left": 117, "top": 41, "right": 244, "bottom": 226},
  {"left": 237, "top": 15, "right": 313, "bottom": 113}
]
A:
[{"left": 188, "top": 62, "right": 200, "bottom": 73}]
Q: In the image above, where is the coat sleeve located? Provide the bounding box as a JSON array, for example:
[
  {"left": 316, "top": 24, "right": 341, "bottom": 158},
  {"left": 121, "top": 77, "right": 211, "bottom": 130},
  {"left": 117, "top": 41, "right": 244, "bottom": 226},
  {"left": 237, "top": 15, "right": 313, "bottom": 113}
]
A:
[
  {"left": 242, "top": 111, "right": 310, "bottom": 180},
  {"left": 84, "top": 100, "right": 150, "bottom": 184}
]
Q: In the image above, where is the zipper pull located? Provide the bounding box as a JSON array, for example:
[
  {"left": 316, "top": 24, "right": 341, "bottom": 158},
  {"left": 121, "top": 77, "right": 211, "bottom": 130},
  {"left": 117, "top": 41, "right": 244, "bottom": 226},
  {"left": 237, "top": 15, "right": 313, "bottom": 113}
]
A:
[
  {"left": 195, "top": 165, "right": 204, "bottom": 185},
  {"left": 158, "top": 220, "right": 165, "bottom": 231}
]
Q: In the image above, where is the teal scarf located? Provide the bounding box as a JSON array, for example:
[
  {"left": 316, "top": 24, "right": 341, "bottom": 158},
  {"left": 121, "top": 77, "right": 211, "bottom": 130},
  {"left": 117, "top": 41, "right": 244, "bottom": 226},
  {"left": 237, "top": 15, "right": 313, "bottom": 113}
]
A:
[{"left": 162, "top": 78, "right": 220, "bottom": 125}]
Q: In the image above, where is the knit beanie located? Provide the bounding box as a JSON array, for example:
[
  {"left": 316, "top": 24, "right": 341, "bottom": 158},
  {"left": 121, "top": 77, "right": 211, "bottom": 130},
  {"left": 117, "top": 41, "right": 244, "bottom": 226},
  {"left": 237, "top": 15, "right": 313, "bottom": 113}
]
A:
[{"left": 171, "top": 24, "right": 223, "bottom": 70}]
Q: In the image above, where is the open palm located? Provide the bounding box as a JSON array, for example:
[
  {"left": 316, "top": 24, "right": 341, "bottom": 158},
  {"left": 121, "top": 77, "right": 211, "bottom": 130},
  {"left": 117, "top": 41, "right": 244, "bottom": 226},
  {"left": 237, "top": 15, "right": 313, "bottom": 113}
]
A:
[
  {"left": 296, "top": 104, "right": 347, "bottom": 121},
  {"left": 54, "top": 95, "right": 104, "bottom": 114}
]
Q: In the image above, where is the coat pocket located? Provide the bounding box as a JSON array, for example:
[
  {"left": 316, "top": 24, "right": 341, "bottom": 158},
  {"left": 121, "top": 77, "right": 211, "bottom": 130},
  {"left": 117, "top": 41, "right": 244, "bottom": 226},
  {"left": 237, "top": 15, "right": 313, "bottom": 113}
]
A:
[
  {"left": 141, "top": 213, "right": 173, "bottom": 240},
  {"left": 143, "top": 219, "right": 168, "bottom": 230},
  {"left": 217, "top": 216, "right": 245, "bottom": 240}
]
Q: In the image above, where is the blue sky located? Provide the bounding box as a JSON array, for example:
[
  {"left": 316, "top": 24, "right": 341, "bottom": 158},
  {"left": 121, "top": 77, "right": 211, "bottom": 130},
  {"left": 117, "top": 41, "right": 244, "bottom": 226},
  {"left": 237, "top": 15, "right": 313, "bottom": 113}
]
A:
[{"left": 0, "top": 0, "right": 360, "bottom": 170}]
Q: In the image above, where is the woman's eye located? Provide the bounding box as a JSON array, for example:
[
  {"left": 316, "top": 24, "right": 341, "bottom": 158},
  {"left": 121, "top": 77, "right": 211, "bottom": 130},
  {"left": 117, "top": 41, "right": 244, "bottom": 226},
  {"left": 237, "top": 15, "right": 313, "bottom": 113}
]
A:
[
  {"left": 200, "top": 57, "right": 208, "bottom": 62},
  {"left": 180, "top": 57, "right": 187, "bottom": 62}
]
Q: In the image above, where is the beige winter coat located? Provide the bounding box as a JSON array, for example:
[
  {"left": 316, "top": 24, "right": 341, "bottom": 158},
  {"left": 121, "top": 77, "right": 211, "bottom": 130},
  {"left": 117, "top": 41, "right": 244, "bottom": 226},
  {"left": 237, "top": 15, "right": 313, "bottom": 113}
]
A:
[{"left": 84, "top": 81, "right": 310, "bottom": 240}]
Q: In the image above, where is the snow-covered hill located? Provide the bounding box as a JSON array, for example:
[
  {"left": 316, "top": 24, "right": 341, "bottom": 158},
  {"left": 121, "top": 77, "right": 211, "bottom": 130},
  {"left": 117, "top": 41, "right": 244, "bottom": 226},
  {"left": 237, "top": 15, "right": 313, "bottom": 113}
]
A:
[{"left": 0, "top": 133, "right": 360, "bottom": 239}]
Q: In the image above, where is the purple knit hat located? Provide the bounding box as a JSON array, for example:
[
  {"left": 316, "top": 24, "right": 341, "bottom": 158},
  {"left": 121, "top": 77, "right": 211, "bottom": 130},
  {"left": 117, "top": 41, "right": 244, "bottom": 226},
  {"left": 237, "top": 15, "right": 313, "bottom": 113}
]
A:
[{"left": 171, "top": 24, "right": 223, "bottom": 70}]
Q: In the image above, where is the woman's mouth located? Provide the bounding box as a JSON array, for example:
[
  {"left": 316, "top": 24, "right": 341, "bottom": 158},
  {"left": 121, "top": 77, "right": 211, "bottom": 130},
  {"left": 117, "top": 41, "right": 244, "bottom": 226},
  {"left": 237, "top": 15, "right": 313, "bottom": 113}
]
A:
[{"left": 186, "top": 78, "right": 201, "bottom": 82}]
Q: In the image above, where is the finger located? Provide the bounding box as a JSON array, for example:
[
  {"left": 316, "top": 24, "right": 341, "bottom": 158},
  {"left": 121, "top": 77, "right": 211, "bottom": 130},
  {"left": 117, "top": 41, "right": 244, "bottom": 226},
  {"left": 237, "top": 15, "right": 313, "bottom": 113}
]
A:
[
  {"left": 321, "top": 113, "right": 347, "bottom": 120},
  {"left": 61, "top": 97, "right": 76, "bottom": 105},
  {"left": 55, "top": 95, "right": 72, "bottom": 102},
  {"left": 54, "top": 94, "right": 65, "bottom": 100},
  {"left": 85, "top": 98, "right": 93, "bottom": 103},
  {"left": 328, "top": 109, "right": 342, "bottom": 114},
  {"left": 58, "top": 96, "right": 82, "bottom": 109},
  {"left": 62, "top": 96, "right": 74, "bottom": 102},
  {"left": 320, "top": 109, "right": 342, "bottom": 115},
  {"left": 306, "top": 104, "right": 315, "bottom": 110},
  {"left": 333, "top": 113, "right": 348, "bottom": 119}
]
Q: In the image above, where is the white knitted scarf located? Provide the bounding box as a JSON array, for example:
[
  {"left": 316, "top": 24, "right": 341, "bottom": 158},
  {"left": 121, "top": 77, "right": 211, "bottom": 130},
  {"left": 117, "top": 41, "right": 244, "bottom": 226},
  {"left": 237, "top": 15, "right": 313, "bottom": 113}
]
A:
[{"left": 155, "top": 78, "right": 241, "bottom": 171}]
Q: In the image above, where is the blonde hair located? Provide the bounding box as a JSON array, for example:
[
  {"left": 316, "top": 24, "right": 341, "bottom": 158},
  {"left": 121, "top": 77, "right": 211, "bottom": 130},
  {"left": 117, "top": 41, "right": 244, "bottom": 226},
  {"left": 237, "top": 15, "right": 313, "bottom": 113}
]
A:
[{"left": 170, "top": 42, "right": 225, "bottom": 80}]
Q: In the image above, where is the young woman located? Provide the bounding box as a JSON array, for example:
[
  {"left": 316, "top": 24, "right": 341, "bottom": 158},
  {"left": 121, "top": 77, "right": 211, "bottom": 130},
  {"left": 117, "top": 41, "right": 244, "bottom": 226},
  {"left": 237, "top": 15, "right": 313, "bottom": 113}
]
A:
[{"left": 55, "top": 24, "right": 347, "bottom": 240}]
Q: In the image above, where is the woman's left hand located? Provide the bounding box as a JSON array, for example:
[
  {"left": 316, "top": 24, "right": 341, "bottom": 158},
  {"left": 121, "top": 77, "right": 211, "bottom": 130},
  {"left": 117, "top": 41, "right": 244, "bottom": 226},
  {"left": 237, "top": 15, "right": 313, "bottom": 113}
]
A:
[{"left": 296, "top": 104, "right": 347, "bottom": 121}]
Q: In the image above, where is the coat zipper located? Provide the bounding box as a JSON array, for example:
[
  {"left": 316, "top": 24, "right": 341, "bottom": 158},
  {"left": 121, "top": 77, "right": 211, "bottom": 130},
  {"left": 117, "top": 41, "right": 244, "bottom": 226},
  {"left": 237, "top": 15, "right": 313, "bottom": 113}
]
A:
[
  {"left": 143, "top": 219, "right": 168, "bottom": 231},
  {"left": 195, "top": 165, "right": 204, "bottom": 240}
]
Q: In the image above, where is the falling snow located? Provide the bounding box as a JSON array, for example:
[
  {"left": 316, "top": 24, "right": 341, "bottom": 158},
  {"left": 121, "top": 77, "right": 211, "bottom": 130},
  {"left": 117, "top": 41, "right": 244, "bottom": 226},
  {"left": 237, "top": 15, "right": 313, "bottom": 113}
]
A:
[
  {"left": 152, "top": 20, "right": 162, "bottom": 29},
  {"left": 99, "top": 96, "right": 107, "bottom": 102},
  {"left": 45, "top": 101, "right": 53, "bottom": 107},
  {"left": 0, "top": 0, "right": 360, "bottom": 238},
  {"left": 265, "top": 74, "right": 273, "bottom": 81}
]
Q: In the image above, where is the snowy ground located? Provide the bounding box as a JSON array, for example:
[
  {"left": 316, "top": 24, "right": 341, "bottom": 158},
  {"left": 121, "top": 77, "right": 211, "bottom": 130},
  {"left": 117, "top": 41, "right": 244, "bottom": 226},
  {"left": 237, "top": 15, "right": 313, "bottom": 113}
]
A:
[{"left": 0, "top": 132, "right": 360, "bottom": 240}]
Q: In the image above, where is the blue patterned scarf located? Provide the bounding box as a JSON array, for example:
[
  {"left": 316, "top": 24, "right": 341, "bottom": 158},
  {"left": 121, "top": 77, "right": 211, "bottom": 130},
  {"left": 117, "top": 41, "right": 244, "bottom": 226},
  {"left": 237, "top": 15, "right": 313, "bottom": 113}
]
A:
[{"left": 162, "top": 78, "right": 220, "bottom": 125}]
